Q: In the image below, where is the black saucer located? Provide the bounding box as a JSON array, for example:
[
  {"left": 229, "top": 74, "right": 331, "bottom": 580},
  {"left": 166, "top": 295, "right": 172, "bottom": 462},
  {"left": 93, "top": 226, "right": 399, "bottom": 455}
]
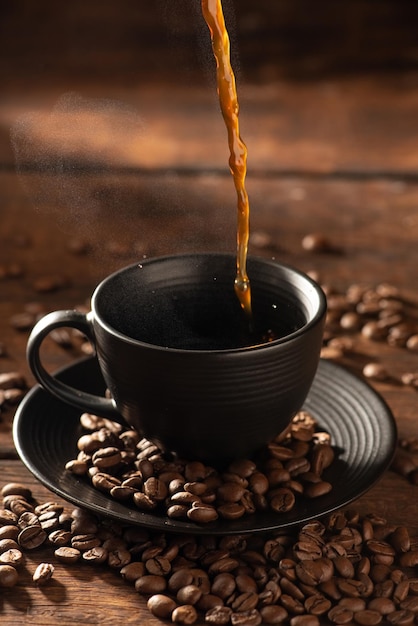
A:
[{"left": 13, "top": 357, "right": 397, "bottom": 535}]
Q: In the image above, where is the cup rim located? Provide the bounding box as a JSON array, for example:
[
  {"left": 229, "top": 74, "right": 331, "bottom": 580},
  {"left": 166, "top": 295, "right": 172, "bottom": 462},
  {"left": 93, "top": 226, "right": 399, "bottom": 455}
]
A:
[{"left": 90, "top": 252, "right": 327, "bottom": 354}]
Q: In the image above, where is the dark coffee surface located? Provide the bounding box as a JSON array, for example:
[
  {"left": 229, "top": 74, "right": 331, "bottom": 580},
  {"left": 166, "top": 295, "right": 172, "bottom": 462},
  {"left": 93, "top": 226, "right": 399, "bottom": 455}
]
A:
[
  {"left": 100, "top": 281, "right": 305, "bottom": 350},
  {"left": 95, "top": 256, "right": 311, "bottom": 350}
]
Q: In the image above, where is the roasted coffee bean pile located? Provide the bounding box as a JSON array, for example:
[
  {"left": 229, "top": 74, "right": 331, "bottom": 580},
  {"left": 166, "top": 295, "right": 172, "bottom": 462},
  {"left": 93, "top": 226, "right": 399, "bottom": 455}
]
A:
[
  {"left": 319, "top": 281, "right": 418, "bottom": 379},
  {"left": 65, "top": 410, "right": 335, "bottom": 524},
  {"left": 2, "top": 482, "right": 418, "bottom": 625}
]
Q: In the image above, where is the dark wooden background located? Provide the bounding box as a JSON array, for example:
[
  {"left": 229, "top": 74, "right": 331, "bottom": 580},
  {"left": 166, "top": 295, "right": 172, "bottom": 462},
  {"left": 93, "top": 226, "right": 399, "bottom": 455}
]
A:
[{"left": 1, "top": 1, "right": 418, "bottom": 623}]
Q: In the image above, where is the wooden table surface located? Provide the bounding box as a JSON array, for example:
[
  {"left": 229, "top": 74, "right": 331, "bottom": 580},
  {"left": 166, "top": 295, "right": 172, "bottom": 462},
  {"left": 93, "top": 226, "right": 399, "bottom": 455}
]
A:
[{"left": 1, "top": 2, "right": 418, "bottom": 624}]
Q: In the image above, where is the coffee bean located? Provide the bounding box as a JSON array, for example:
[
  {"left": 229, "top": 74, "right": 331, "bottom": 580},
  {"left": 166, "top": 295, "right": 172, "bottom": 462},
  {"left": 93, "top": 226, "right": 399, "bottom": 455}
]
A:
[
  {"left": 393, "top": 580, "right": 410, "bottom": 605},
  {"left": 92, "top": 447, "right": 122, "bottom": 469},
  {"left": 145, "top": 556, "right": 171, "bottom": 576},
  {"left": 230, "top": 608, "right": 262, "bottom": 625},
  {"left": 205, "top": 605, "right": 233, "bottom": 624},
  {"left": 0, "top": 548, "right": 23, "bottom": 566},
  {"left": 18, "top": 525, "right": 47, "bottom": 550},
  {"left": 340, "top": 311, "right": 362, "bottom": 331},
  {"left": 218, "top": 502, "right": 246, "bottom": 520},
  {"left": 176, "top": 584, "right": 202, "bottom": 606},
  {"left": 406, "top": 334, "right": 418, "bottom": 351},
  {"left": 0, "top": 526, "right": 19, "bottom": 542},
  {"left": 147, "top": 594, "right": 177, "bottom": 619},
  {"left": 0, "top": 372, "right": 27, "bottom": 390},
  {"left": 210, "top": 572, "right": 235, "bottom": 600},
  {"left": 82, "top": 546, "right": 108, "bottom": 565},
  {"left": 294, "top": 540, "right": 323, "bottom": 562},
  {"left": 144, "top": 477, "right": 168, "bottom": 501},
  {"left": 361, "top": 321, "right": 387, "bottom": 341},
  {"left": 217, "top": 482, "right": 246, "bottom": 503},
  {"left": 8, "top": 498, "right": 34, "bottom": 517},
  {"left": 295, "top": 559, "right": 327, "bottom": 586},
  {"left": 400, "top": 372, "right": 418, "bottom": 388},
  {"left": 333, "top": 556, "right": 355, "bottom": 579},
  {"left": 33, "top": 562, "right": 54, "bottom": 585},
  {"left": 9, "top": 312, "right": 36, "bottom": 331},
  {"left": 119, "top": 561, "right": 145, "bottom": 583},
  {"left": 1, "top": 483, "right": 32, "bottom": 500},
  {"left": 386, "top": 609, "right": 415, "bottom": 625},
  {"left": 280, "top": 593, "right": 305, "bottom": 615},
  {"left": 0, "top": 538, "right": 19, "bottom": 553},
  {"left": 310, "top": 444, "right": 334, "bottom": 475},
  {"left": 133, "top": 492, "right": 158, "bottom": 511},
  {"left": 16, "top": 511, "right": 39, "bottom": 531},
  {"left": 54, "top": 546, "right": 81, "bottom": 566},
  {"left": 390, "top": 527, "right": 411, "bottom": 553},
  {"left": 391, "top": 450, "right": 417, "bottom": 478},
  {"left": 195, "top": 593, "right": 222, "bottom": 613},
  {"left": 302, "top": 233, "right": 332, "bottom": 253},
  {"left": 368, "top": 597, "right": 396, "bottom": 615},
  {"left": 269, "top": 488, "right": 296, "bottom": 513},
  {"left": 70, "top": 533, "right": 101, "bottom": 551},
  {"left": 304, "top": 593, "right": 331, "bottom": 615},
  {"left": 0, "top": 509, "right": 19, "bottom": 525},
  {"left": 362, "top": 362, "right": 389, "bottom": 382},
  {"left": 0, "top": 564, "right": 19, "bottom": 587},
  {"left": 207, "top": 557, "right": 239, "bottom": 576},
  {"left": 187, "top": 504, "right": 218, "bottom": 524},
  {"left": 338, "top": 597, "right": 366, "bottom": 612},
  {"left": 172, "top": 604, "right": 198, "bottom": 624},
  {"left": 304, "top": 481, "right": 332, "bottom": 498},
  {"left": 328, "top": 604, "right": 354, "bottom": 623},
  {"left": 259, "top": 605, "right": 289, "bottom": 624},
  {"left": 290, "top": 616, "right": 320, "bottom": 626},
  {"left": 353, "top": 609, "right": 382, "bottom": 625},
  {"left": 135, "top": 574, "right": 167, "bottom": 595}
]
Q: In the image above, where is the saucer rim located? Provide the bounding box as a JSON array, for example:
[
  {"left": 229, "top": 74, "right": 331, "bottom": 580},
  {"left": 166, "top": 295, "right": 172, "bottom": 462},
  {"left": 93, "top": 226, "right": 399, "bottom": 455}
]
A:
[{"left": 13, "top": 357, "right": 397, "bottom": 535}]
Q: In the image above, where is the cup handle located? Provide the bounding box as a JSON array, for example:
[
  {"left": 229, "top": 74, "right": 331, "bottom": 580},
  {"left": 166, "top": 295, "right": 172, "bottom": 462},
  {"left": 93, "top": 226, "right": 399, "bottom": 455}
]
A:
[{"left": 27, "top": 310, "right": 124, "bottom": 423}]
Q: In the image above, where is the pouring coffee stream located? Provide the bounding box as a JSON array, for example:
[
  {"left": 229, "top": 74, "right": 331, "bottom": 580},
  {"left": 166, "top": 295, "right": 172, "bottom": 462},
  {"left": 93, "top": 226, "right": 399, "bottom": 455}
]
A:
[{"left": 201, "top": 0, "right": 252, "bottom": 319}]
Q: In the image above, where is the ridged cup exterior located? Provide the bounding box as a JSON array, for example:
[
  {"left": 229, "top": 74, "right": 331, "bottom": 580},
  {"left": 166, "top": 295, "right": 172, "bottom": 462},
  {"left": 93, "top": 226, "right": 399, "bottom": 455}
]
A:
[{"left": 92, "top": 254, "right": 326, "bottom": 465}]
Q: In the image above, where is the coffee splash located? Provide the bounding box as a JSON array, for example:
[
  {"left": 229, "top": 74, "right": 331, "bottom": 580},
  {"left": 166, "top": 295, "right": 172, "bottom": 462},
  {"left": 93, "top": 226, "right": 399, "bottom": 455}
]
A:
[{"left": 201, "top": 0, "right": 252, "bottom": 318}]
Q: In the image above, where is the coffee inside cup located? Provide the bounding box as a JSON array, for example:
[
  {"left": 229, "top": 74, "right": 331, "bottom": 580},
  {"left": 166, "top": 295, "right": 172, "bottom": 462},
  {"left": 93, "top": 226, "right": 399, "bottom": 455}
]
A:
[{"left": 95, "top": 257, "right": 309, "bottom": 351}]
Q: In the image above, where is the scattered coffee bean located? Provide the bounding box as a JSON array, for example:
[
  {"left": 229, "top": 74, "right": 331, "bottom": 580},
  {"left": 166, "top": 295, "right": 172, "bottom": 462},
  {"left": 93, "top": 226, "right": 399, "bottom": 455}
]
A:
[
  {"left": 0, "top": 564, "right": 19, "bottom": 588},
  {"left": 406, "top": 335, "right": 418, "bottom": 352},
  {"left": 400, "top": 373, "right": 418, "bottom": 389},
  {"left": 0, "top": 372, "right": 27, "bottom": 390},
  {"left": 172, "top": 604, "right": 198, "bottom": 624},
  {"left": 302, "top": 233, "right": 333, "bottom": 253},
  {"left": 147, "top": 593, "right": 177, "bottom": 619},
  {"left": 33, "top": 562, "right": 54, "bottom": 585},
  {"left": 1, "top": 482, "right": 418, "bottom": 624},
  {"left": 362, "top": 363, "right": 389, "bottom": 382},
  {"left": 316, "top": 281, "right": 418, "bottom": 397},
  {"left": 54, "top": 546, "right": 81, "bottom": 564},
  {"left": 0, "top": 372, "right": 28, "bottom": 412}
]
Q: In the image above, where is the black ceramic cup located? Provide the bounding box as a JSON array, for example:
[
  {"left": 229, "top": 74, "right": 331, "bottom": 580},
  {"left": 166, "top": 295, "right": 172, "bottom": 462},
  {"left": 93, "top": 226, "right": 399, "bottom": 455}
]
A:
[{"left": 27, "top": 253, "right": 326, "bottom": 465}]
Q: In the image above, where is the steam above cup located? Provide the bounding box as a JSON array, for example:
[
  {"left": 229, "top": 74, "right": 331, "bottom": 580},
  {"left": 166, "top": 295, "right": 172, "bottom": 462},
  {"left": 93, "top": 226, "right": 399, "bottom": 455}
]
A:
[{"left": 27, "top": 253, "right": 326, "bottom": 465}]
